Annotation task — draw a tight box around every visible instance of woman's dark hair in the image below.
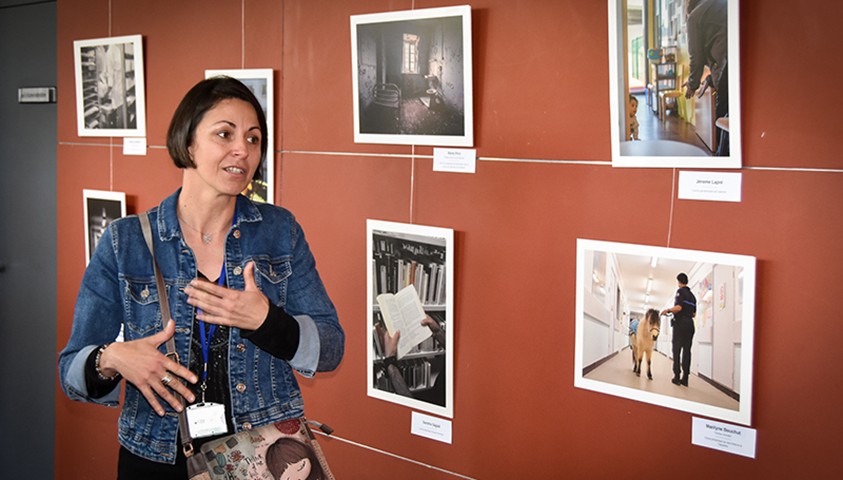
[166,76,268,180]
[266,437,323,480]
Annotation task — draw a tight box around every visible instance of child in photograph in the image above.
[628,95,640,140]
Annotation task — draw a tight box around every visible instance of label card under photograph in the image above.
[691,417,757,458]
[411,411,452,444]
[678,171,742,202]
[123,137,147,156]
[433,148,476,174]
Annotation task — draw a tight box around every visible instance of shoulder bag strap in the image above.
[138,212,196,457]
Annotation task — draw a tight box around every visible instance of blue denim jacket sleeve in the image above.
[282,217,344,375]
[58,225,125,406]
[289,315,319,376]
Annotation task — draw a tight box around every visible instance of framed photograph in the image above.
[83,189,127,265]
[74,34,146,137]
[205,68,275,203]
[367,220,454,418]
[351,5,473,147]
[608,0,741,168]
[574,239,755,425]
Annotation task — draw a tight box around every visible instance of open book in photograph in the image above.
[377,285,432,359]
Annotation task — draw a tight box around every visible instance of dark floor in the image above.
[633,93,711,155]
[360,97,464,136]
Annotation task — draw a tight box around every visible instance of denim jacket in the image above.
[58,189,344,463]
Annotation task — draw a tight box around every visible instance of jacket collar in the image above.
[156,188,263,241]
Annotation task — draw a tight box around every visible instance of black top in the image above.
[674,285,697,320]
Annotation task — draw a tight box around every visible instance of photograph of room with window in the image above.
[352,6,472,146]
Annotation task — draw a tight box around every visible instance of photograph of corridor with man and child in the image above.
[617,0,735,162]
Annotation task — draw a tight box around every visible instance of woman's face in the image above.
[185,98,262,197]
[278,458,312,480]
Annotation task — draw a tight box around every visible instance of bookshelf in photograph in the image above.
[372,232,447,306]
[372,310,446,394]
[78,44,136,130]
[371,231,446,395]
[366,219,454,418]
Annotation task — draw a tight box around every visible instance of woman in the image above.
[58,77,344,478]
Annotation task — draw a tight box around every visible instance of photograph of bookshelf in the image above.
[74,35,146,137]
[367,220,454,418]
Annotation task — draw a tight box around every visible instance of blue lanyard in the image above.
[196,210,236,383]
[197,263,226,382]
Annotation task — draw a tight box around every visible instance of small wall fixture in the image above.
[18,87,56,104]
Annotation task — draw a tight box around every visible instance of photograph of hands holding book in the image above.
[373,266,447,408]
[367,220,454,418]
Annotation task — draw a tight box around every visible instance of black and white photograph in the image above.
[205,68,275,203]
[608,0,741,168]
[367,220,454,418]
[351,5,473,147]
[83,189,126,264]
[574,239,755,426]
[74,34,146,137]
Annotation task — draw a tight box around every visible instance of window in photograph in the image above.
[402,33,420,73]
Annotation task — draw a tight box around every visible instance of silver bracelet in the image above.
[95,343,121,381]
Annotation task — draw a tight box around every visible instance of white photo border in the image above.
[366,219,455,419]
[205,68,275,204]
[74,34,146,137]
[608,0,741,168]
[574,238,755,425]
[351,5,474,147]
[83,189,127,265]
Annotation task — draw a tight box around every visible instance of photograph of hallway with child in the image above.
[609,0,739,168]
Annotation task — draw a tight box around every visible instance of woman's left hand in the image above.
[185,261,269,330]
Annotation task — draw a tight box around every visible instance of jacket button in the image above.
[233,230,241,239]
[235,382,247,393]
[233,266,243,276]
[242,422,252,430]
[236,343,246,353]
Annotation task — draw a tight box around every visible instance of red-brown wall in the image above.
[55,1,843,478]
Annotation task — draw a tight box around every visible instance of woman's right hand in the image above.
[98,320,197,416]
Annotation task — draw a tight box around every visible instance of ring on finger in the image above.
[161,373,173,386]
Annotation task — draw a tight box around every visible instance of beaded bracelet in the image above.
[95,343,122,381]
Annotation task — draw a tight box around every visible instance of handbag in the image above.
[139,212,335,480]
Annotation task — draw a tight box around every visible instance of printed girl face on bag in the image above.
[186,98,262,197]
[278,458,311,480]
[267,437,323,480]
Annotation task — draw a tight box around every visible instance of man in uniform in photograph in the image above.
[662,273,697,386]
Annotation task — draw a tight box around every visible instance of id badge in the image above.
[185,402,228,439]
